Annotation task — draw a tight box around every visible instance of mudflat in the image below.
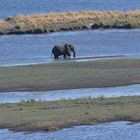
[0,58,140,92]
[0,96,140,132]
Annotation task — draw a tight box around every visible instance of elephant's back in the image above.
[52,45,64,54]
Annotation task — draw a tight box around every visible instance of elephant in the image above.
[51,44,76,59]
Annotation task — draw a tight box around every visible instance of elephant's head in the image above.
[64,44,76,58]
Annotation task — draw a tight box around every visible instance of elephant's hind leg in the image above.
[63,54,67,59]
[54,56,59,59]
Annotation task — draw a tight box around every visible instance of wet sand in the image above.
[0,58,140,92]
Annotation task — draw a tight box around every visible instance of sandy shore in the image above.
[0,58,140,92]
[0,96,140,132]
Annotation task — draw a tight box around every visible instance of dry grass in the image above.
[5,10,140,25]
[0,10,140,34]
[0,20,5,26]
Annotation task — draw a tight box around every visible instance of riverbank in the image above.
[0,96,140,132]
[0,10,140,35]
[0,58,140,92]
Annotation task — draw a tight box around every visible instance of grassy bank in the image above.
[0,96,140,132]
[0,10,140,35]
[0,58,140,92]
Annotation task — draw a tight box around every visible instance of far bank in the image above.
[0,10,140,35]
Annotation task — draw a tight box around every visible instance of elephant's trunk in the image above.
[73,51,76,58]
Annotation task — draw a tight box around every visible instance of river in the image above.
[0,0,140,19]
[0,122,140,140]
[0,29,140,66]
[0,84,139,104]
[0,0,140,139]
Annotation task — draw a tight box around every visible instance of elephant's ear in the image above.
[64,44,71,55]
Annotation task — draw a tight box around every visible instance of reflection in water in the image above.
[0,122,140,140]
[0,29,140,66]
[0,84,140,103]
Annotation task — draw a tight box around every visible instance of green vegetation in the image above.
[0,58,140,92]
[6,16,14,21]
[0,10,140,35]
[0,96,140,132]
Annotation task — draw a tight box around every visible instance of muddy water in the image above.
[0,29,140,66]
[0,122,140,140]
[0,84,140,104]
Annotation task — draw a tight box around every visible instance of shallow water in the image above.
[0,84,140,104]
[0,122,140,140]
[0,29,140,66]
[0,0,140,19]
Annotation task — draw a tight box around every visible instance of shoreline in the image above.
[0,10,140,35]
[0,83,140,93]
[0,58,140,92]
[0,96,140,132]
[0,55,126,67]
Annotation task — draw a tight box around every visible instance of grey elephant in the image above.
[51,44,76,59]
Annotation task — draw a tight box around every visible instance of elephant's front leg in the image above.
[63,54,67,59]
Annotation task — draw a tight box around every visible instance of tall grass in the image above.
[0,20,5,26]
[0,10,140,34]
[6,10,140,25]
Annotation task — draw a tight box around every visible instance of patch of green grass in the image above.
[0,58,140,91]
[0,96,140,132]
[6,16,14,21]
